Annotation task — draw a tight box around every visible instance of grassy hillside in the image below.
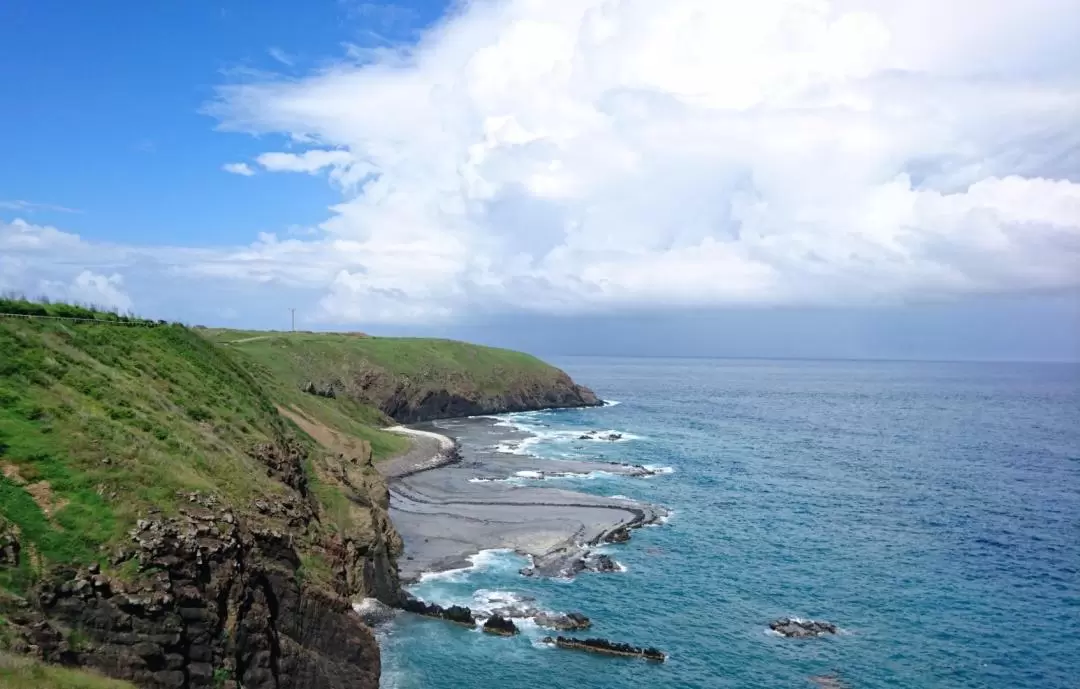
[204,329,597,422]
[0,653,137,689]
[0,300,402,597]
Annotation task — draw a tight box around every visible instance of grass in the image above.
[204,330,575,429]
[0,653,138,689]
[0,299,575,606]
[0,302,306,592]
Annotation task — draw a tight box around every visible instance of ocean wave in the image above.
[642,464,675,476]
[470,469,623,484]
[493,428,646,454]
[602,399,621,406]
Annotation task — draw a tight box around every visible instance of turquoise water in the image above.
[379,358,1080,689]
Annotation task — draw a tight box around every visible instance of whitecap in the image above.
[642,464,675,476]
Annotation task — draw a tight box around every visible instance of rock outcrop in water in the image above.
[541,636,666,662]
[399,597,476,626]
[603,526,632,544]
[481,615,518,636]
[769,618,838,638]
[533,612,591,631]
[586,554,621,573]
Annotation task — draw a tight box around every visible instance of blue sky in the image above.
[0,0,445,245]
[2,0,1078,360]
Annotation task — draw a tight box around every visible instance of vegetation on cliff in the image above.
[0,297,601,688]
[204,329,600,423]
[0,652,138,688]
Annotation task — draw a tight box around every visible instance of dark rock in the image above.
[533,611,592,631]
[398,596,475,626]
[0,522,20,567]
[769,618,838,638]
[586,554,620,573]
[603,527,631,544]
[5,501,390,689]
[482,615,518,636]
[542,636,666,662]
[442,605,475,626]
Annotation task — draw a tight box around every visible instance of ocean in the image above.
[378,358,1080,689]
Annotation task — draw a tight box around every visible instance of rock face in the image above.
[541,636,666,662]
[481,615,518,636]
[4,499,387,689]
[769,618,838,638]
[339,366,601,424]
[533,612,591,631]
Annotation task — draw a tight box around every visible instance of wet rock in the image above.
[603,526,631,544]
[533,612,592,631]
[482,615,518,636]
[586,554,620,573]
[354,598,396,626]
[542,636,665,662]
[769,618,838,638]
[399,596,476,626]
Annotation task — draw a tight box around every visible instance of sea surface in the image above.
[379,358,1080,689]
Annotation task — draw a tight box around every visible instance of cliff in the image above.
[0,302,601,688]
[203,331,601,423]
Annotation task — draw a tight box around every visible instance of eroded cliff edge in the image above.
[0,303,603,688]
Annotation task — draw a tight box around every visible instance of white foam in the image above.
[414,548,519,583]
[642,464,675,476]
[602,399,621,407]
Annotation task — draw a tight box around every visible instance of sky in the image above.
[1,0,1078,361]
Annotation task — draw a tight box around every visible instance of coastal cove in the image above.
[376,357,1080,689]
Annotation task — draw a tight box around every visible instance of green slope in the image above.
[0,299,401,598]
[204,329,598,422]
[0,653,138,689]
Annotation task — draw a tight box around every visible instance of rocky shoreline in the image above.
[381,417,667,583]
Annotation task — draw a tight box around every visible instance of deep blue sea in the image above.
[379,358,1080,689]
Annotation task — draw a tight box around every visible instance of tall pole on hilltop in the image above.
[290,308,296,332]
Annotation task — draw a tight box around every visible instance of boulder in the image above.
[482,615,518,636]
[769,618,838,638]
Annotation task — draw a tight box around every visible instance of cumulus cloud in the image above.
[222,162,256,176]
[41,272,135,312]
[255,149,353,174]
[8,1,1080,328]
[200,0,1080,323]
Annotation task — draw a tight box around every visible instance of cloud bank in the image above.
[5,0,1080,326]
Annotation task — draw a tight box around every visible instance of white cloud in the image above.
[200,0,1080,324]
[222,162,256,176]
[268,47,295,67]
[9,1,1080,327]
[255,149,353,174]
[0,199,81,214]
